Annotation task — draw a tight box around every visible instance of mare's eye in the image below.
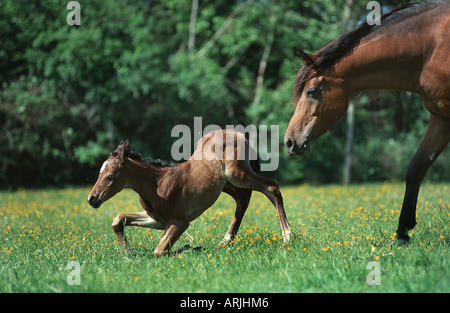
[107,175,115,181]
[306,88,318,99]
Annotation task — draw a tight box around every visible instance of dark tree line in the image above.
[1,0,448,188]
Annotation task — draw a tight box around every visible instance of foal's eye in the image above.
[107,175,115,181]
[306,88,318,98]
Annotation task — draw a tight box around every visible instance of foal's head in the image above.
[87,141,130,209]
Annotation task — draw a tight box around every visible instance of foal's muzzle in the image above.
[87,195,102,209]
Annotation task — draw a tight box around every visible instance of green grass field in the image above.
[0,182,448,293]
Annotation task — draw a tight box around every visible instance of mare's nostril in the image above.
[285,137,293,148]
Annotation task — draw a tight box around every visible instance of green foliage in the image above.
[1,0,449,187]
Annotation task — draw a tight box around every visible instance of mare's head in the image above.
[87,141,131,209]
[284,2,423,155]
[284,48,349,156]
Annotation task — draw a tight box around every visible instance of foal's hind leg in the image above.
[112,211,164,254]
[396,113,450,243]
[219,183,252,247]
[226,161,292,243]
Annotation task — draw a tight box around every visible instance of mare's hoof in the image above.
[397,233,411,245]
[397,237,410,245]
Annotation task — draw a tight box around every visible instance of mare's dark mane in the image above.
[293,0,446,103]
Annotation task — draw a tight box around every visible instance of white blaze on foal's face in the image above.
[100,160,112,173]
[87,158,124,208]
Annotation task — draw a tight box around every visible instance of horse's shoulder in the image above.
[156,166,183,200]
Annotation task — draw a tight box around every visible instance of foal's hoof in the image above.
[215,242,229,249]
[282,229,294,244]
[124,247,136,256]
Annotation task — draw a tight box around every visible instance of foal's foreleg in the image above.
[153,218,189,256]
[219,184,252,246]
[112,211,164,254]
[396,113,450,243]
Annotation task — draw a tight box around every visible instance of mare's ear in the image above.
[294,47,319,67]
[111,140,130,165]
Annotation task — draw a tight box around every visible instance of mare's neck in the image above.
[334,26,431,97]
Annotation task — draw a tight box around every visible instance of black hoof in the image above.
[397,232,411,245]
[175,245,203,254]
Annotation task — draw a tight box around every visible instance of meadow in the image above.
[0,182,448,293]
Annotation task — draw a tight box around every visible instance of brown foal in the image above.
[87,129,291,256]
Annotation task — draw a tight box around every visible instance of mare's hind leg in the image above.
[226,160,292,243]
[112,211,165,254]
[218,183,252,247]
[396,113,450,243]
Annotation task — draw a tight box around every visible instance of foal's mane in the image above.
[128,152,174,168]
[293,0,446,103]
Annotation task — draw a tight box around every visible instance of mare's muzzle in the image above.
[285,137,311,156]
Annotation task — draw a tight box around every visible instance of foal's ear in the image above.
[111,140,130,164]
[294,47,319,67]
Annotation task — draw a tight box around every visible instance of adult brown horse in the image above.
[285,1,449,243]
[87,129,291,256]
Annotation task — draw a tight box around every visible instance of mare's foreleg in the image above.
[112,211,164,254]
[219,183,252,247]
[397,113,450,243]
